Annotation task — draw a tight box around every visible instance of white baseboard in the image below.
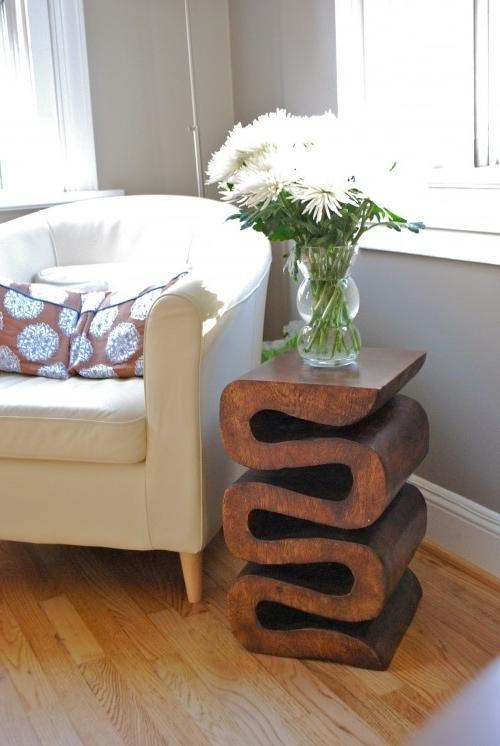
[409,475,500,578]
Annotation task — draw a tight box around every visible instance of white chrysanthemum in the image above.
[289,181,344,222]
[207,110,307,185]
[228,151,296,209]
[352,159,425,215]
[134,356,144,376]
[206,124,249,184]
[287,145,356,221]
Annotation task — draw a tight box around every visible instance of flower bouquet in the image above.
[208,110,423,367]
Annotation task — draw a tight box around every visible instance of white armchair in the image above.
[0,195,271,601]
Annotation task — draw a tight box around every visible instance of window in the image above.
[335,0,500,187]
[0,0,97,194]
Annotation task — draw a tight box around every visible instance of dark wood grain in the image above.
[220,347,428,669]
[223,395,429,528]
[223,483,426,621]
[221,379,429,480]
[227,569,423,670]
[220,349,426,448]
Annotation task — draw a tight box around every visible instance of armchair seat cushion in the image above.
[0,373,146,463]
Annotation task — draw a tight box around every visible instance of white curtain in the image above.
[0,0,97,193]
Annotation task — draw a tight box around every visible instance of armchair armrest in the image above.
[143,263,270,552]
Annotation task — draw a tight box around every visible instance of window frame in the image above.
[0,0,97,194]
[334,0,500,264]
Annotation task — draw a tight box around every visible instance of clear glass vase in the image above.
[295,244,361,367]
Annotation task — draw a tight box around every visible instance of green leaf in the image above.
[407,221,426,233]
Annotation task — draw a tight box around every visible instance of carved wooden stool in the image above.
[219,348,429,669]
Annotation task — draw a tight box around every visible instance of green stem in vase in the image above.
[298,243,361,364]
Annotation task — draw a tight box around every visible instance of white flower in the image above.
[228,150,296,209]
[289,181,344,222]
[207,110,306,185]
[208,109,419,226]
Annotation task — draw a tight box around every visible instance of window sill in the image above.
[359,225,500,267]
[0,189,125,213]
[358,183,500,266]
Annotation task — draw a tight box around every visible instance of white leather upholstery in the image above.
[0,195,271,553]
[0,374,146,463]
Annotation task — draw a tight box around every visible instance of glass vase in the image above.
[295,244,361,367]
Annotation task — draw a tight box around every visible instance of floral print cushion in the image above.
[69,273,186,379]
[0,280,81,379]
[0,273,186,380]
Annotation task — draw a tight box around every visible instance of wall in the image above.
[229,0,337,338]
[83,0,234,196]
[228,0,500,513]
[355,250,500,512]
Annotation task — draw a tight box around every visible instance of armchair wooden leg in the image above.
[179,551,203,603]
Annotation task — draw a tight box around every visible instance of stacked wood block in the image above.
[220,348,429,669]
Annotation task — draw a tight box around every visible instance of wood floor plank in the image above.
[152,650,257,745]
[202,570,384,745]
[79,657,168,746]
[42,595,105,666]
[150,605,307,746]
[33,544,211,746]
[0,534,498,746]
[41,548,246,746]
[0,546,127,746]
[0,602,83,746]
[40,548,257,744]
[28,703,84,746]
[0,666,43,746]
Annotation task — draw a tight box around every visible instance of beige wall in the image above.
[355,251,500,512]
[229,0,337,339]
[83,0,234,196]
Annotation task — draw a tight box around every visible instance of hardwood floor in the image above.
[0,533,498,746]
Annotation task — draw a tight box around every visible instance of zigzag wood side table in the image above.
[219,348,429,669]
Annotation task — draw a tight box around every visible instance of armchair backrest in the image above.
[0,196,269,282]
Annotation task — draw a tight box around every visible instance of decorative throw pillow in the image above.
[69,273,186,378]
[0,280,81,379]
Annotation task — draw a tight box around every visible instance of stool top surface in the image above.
[222,347,426,429]
[240,348,425,393]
